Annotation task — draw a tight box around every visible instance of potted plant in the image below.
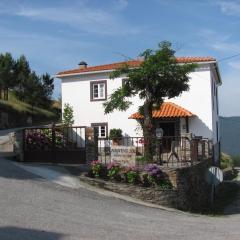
[109,128,122,145]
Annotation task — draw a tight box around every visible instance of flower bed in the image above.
[89,160,172,190]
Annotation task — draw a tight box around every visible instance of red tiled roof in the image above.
[129,102,195,119]
[56,57,215,76]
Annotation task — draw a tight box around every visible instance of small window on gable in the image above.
[90,81,107,101]
[91,122,108,138]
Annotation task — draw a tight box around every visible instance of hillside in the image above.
[220,116,240,156]
[0,92,60,128]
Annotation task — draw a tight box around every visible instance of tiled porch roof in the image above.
[129,102,195,119]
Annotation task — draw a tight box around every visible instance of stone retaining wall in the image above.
[82,159,212,211]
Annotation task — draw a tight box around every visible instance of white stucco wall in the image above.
[61,72,143,137]
[60,63,220,141]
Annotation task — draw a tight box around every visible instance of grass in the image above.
[0,93,55,118]
[0,92,59,127]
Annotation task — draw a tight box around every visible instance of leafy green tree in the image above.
[103,41,197,161]
[0,53,16,100]
[62,103,74,126]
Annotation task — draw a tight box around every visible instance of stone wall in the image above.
[82,159,212,212]
[162,159,212,211]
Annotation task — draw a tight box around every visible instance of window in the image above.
[122,78,128,86]
[90,81,107,101]
[91,122,108,138]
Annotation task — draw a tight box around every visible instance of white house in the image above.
[56,57,222,162]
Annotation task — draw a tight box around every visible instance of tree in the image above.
[103,41,197,161]
[0,53,16,100]
[15,55,31,101]
[41,73,54,101]
[62,103,74,126]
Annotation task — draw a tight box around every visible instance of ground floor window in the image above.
[91,122,108,138]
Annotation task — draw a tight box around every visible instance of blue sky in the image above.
[0,0,240,116]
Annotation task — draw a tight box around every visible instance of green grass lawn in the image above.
[0,92,60,127]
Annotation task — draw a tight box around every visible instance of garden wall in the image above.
[83,159,212,212]
[163,159,212,211]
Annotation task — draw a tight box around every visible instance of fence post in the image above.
[94,127,98,161]
[190,138,197,165]
[52,123,56,163]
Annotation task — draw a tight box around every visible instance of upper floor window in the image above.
[90,80,107,101]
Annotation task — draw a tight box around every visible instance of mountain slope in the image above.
[220,116,240,156]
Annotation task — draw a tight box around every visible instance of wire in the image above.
[218,53,240,63]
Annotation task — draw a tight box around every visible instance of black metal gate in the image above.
[23,126,86,164]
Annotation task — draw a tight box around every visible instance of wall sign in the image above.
[111,146,136,166]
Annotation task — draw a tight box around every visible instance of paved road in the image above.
[0,158,239,240]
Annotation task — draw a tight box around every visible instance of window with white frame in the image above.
[90,81,107,101]
[91,123,108,138]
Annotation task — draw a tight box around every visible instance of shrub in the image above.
[62,103,74,127]
[107,161,121,180]
[233,155,240,167]
[123,166,139,184]
[109,128,122,139]
[90,160,106,178]
[144,164,164,186]
[220,152,233,169]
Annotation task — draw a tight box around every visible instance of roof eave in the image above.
[55,61,217,79]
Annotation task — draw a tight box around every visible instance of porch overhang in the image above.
[128,102,195,119]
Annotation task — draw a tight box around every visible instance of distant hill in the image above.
[220,116,240,156]
[0,92,60,129]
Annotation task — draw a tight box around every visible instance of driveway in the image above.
[0,157,239,240]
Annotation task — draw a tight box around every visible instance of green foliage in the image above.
[233,155,240,167]
[62,103,74,126]
[0,52,54,108]
[0,91,56,118]
[220,152,233,169]
[109,128,123,139]
[104,41,197,115]
[125,169,139,184]
[103,41,197,160]
[107,162,121,180]
[90,161,106,178]
[156,180,173,190]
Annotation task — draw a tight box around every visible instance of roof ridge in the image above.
[57,56,216,76]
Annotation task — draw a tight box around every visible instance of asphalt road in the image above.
[0,158,239,240]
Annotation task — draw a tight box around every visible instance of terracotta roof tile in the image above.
[129,102,195,119]
[56,57,215,76]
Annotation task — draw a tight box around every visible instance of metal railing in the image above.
[23,125,86,163]
[97,136,212,167]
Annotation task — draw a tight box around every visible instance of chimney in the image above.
[78,61,88,69]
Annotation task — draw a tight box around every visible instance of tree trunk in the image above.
[0,88,2,99]
[143,100,154,162]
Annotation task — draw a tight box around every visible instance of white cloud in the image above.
[216,0,240,16]
[197,29,240,53]
[0,1,139,36]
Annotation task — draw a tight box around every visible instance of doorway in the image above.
[159,122,176,136]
